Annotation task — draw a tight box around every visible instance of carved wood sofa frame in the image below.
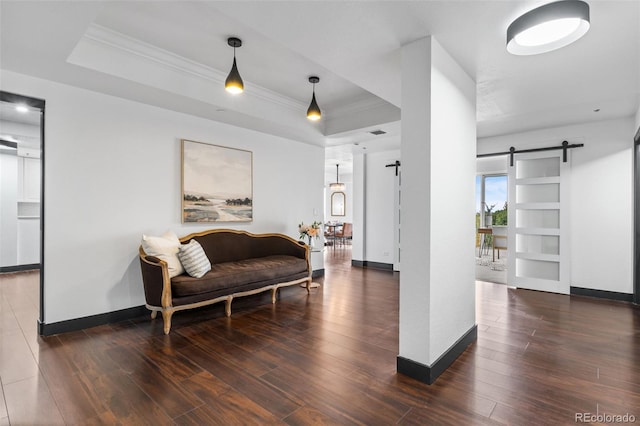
[139,229,312,334]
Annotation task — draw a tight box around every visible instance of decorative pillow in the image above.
[141,231,185,278]
[178,239,211,278]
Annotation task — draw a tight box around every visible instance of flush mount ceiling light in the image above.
[329,164,345,191]
[306,76,322,121]
[507,0,590,55]
[225,37,244,94]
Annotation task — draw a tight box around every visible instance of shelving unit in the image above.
[15,154,41,265]
[17,200,40,219]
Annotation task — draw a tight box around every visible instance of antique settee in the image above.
[139,229,312,334]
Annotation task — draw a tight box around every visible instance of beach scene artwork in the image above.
[182,140,253,223]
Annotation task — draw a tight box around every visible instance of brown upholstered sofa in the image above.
[139,229,312,334]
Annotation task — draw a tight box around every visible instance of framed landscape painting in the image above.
[181,139,253,223]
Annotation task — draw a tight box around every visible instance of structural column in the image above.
[351,152,366,263]
[398,36,477,383]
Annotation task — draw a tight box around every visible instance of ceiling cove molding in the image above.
[324,96,396,120]
[0,133,39,145]
[81,24,307,112]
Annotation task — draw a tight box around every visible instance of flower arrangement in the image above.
[299,221,322,245]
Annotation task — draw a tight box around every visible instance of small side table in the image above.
[301,247,323,288]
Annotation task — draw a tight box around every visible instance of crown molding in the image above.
[75,24,395,139]
[81,24,307,112]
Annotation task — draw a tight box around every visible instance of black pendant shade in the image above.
[225,37,244,94]
[307,76,321,121]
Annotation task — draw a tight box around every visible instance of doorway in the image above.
[475,173,508,284]
[0,91,45,330]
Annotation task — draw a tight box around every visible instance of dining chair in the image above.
[324,223,336,247]
[335,222,352,247]
[492,226,507,260]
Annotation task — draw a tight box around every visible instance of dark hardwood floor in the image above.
[1,248,639,425]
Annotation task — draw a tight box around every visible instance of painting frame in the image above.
[181,139,253,223]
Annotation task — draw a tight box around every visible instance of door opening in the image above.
[475,173,508,284]
[0,91,46,331]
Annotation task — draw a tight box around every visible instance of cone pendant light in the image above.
[225,37,244,94]
[307,76,321,121]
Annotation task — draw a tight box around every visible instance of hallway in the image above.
[0,256,639,424]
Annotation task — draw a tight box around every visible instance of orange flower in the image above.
[298,221,322,241]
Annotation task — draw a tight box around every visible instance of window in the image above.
[476,174,507,227]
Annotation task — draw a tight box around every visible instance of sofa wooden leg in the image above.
[271,288,277,304]
[306,279,312,294]
[150,310,158,319]
[161,310,173,335]
[225,296,233,317]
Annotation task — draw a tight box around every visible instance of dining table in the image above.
[324,222,343,248]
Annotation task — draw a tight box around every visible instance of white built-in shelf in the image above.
[515,202,560,210]
[514,275,562,288]
[17,202,40,218]
[17,216,40,219]
[515,227,560,236]
[516,176,560,185]
[515,252,559,262]
[17,200,40,203]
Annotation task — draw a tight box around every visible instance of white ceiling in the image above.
[1,0,638,174]
[0,101,41,151]
[0,101,40,126]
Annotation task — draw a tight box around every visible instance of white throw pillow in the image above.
[141,231,185,278]
[178,240,211,278]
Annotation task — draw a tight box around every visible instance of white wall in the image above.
[635,105,640,131]
[364,150,399,264]
[0,153,18,267]
[324,182,353,223]
[478,117,634,294]
[427,39,477,362]
[400,37,433,365]
[476,156,508,176]
[2,70,324,324]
